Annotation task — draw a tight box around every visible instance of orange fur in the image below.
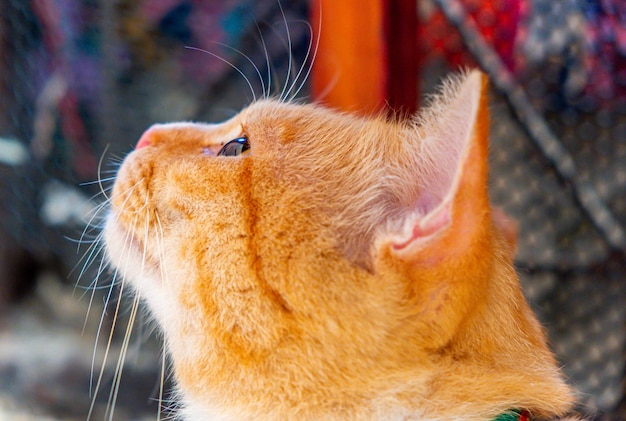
[105,71,575,420]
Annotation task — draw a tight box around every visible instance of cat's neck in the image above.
[171,241,572,421]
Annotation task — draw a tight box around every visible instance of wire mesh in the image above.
[419,0,625,415]
[0,0,624,419]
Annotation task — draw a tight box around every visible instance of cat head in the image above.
[104,70,574,419]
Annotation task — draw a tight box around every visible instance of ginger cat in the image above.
[104,70,576,420]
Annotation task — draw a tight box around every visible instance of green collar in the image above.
[493,409,530,421]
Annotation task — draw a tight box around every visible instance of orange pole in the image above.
[311,0,388,115]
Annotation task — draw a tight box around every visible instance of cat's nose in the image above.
[135,130,153,150]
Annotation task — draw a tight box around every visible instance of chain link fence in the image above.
[0,0,624,419]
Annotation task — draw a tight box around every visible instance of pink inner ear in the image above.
[388,71,483,254]
[393,202,451,250]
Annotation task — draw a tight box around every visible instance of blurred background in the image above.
[0,0,624,419]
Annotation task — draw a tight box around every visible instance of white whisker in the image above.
[75,235,107,299]
[106,292,140,421]
[75,279,121,292]
[284,19,313,101]
[154,208,169,420]
[277,0,293,102]
[86,268,123,420]
[75,198,111,253]
[80,177,118,186]
[291,11,320,101]
[106,191,151,420]
[210,40,266,103]
[66,234,101,245]
[96,145,112,202]
[87,214,138,420]
[72,230,104,280]
[185,46,257,103]
[157,338,167,421]
[81,248,111,333]
[253,20,273,99]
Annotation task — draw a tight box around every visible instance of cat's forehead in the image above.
[241,99,321,121]
[239,99,389,148]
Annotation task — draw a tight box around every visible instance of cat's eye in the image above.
[217,137,250,157]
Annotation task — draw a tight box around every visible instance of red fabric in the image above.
[417,0,522,71]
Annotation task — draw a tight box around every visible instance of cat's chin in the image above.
[180,401,234,421]
[103,212,177,326]
[104,212,161,287]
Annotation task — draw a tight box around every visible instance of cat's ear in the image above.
[381,70,491,264]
